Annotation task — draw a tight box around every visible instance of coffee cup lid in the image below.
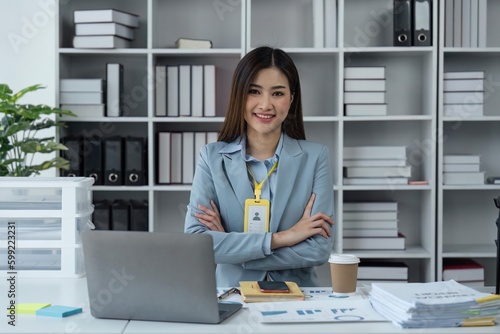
[329,253,360,264]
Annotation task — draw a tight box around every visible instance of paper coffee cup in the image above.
[329,254,360,293]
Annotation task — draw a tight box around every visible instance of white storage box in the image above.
[0,177,94,278]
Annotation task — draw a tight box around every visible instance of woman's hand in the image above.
[271,193,334,250]
[194,200,225,232]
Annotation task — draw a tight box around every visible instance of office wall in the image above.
[0,0,57,176]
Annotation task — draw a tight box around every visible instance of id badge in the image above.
[244,198,270,233]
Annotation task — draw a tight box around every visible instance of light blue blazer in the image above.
[184,134,335,287]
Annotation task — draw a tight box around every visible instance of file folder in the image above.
[92,200,111,230]
[125,136,146,185]
[393,0,412,46]
[111,199,130,231]
[130,199,148,231]
[104,136,124,185]
[412,0,432,46]
[61,136,82,177]
[83,136,103,185]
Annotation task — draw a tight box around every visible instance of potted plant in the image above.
[0,83,76,176]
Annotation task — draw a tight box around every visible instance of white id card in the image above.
[244,199,270,233]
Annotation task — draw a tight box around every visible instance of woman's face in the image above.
[244,67,293,139]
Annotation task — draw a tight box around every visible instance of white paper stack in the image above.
[59,79,105,117]
[369,280,500,328]
[443,71,485,118]
[343,146,410,185]
[344,67,387,116]
[443,155,484,185]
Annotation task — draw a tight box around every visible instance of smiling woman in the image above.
[184,46,336,288]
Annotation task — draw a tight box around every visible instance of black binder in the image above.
[130,199,148,231]
[393,0,412,46]
[83,136,103,185]
[125,137,147,185]
[412,0,432,46]
[111,199,130,231]
[104,136,124,185]
[92,200,111,230]
[61,136,82,177]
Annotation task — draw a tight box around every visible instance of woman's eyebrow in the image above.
[249,83,288,90]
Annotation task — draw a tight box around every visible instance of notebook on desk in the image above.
[81,230,242,324]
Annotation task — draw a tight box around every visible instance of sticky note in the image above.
[10,303,51,315]
[35,305,82,317]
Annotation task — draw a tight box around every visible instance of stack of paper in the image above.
[369,280,500,328]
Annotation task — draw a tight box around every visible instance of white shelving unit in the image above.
[56,0,449,285]
[437,0,500,287]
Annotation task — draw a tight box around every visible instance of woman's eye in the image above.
[248,89,260,95]
[273,91,285,96]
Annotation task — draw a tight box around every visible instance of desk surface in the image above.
[1,277,498,334]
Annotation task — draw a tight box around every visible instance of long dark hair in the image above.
[218,46,306,142]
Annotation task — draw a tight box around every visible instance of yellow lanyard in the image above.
[246,161,278,201]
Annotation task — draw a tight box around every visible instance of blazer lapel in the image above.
[270,137,303,232]
[222,153,253,210]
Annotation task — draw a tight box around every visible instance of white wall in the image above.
[0,0,58,176]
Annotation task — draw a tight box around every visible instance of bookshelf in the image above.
[54,0,463,286]
[437,0,500,287]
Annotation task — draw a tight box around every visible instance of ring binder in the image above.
[413,0,432,46]
[393,0,412,46]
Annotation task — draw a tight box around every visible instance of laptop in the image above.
[81,230,242,324]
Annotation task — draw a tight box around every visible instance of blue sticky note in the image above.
[35,305,82,317]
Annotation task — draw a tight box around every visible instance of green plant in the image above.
[0,83,76,176]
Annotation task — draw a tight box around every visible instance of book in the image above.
[73,35,131,48]
[73,9,140,28]
[167,66,179,117]
[344,146,407,160]
[343,177,408,185]
[443,155,481,164]
[203,65,216,117]
[75,22,135,40]
[443,79,484,92]
[443,163,480,172]
[157,132,170,184]
[343,202,398,211]
[182,132,195,184]
[344,92,385,104]
[443,91,484,104]
[344,166,412,178]
[60,104,105,118]
[343,220,399,230]
[175,37,213,49]
[190,65,203,117]
[358,261,409,280]
[443,104,483,117]
[343,228,399,237]
[443,71,485,79]
[239,281,304,303]
[59,78,104,92]
[59,92,103,104]
[442,259,485,282]
[170,132,182,183]
[344,79,386,92]
[343,233,406,250]
[343,159,406,167]
[155,66,167,116]
[178,65,191,116]
[106,63,124,117]
[443,172,485,185]
[344,67,385,79]
[344,104,387,116]
[343,211,398,221]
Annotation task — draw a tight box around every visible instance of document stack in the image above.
[155,65,216,117]
[59,78,105,118]
[343,146,410,185]
[72,9,140,48]
[343,66,387,116]
[369,280,500,328]
[444,0,488,48]
[443,259,485,288]
[0,177,94,278]
[443,154,484,185]
[443,71,485,118]
[343,201,405,250]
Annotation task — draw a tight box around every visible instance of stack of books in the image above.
[343,146,410,185]
[443,71,485,117]
[357,261,409,285]
[442,258,485,288]
[157,131,218,185]
[343,66,387,116]
[443,154,484,185]
[59,79,105,117]
[369,280,500,328]
[154,65,216,117]
[444,0,487,48]
[343,201,405,250]
[73,9,140,48]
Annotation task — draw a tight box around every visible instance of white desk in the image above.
[1,277,498,334]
